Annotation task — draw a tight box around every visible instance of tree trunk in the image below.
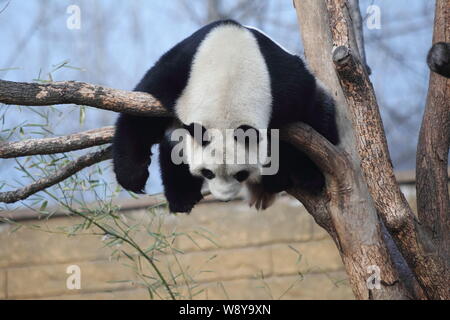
[293,0,449,299]
[416,0,450,265]
[289,0,415,299]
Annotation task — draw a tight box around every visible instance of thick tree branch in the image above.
[294,0,419,300]
[0,80,170,116]
[0,122,345,210]
[281,123,350,180]
[281,122,350,235]
[0,126,114,158]
[332,45,412,230]
[0,146,112,203]
[326,0,449,299]
[284,123,411,299]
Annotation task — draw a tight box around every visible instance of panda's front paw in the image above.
[115,164,149,194]
[168,202,195,214]
[168,192,203,214]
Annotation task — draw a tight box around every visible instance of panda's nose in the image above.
[216,193,235,201]
[214,189,239,201]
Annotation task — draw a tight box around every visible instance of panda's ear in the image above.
[183,122,210,147]
[233,125,262,147]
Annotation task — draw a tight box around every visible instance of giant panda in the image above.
[113,20,339,213]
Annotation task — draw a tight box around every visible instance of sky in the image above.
[0,0,436,210]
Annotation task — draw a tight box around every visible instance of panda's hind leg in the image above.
[262,141,325,195]
[246,182,277,211]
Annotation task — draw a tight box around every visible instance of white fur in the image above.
[185,128,264,201]
[243,25,294,55]
[174,24,273,202]
[175,24,272,129]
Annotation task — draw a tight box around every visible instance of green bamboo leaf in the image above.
[79,106,86,125]
[39,200,48,212]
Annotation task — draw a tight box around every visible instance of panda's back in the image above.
[137,19,318,131]
[175,22,272,130]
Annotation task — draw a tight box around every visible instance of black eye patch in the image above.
[234,170,249,182]
[201,168,215,180]
[233,125,262,148]
[183,122,210,147]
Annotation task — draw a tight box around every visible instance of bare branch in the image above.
[0,0,11,15]
[0,146,112,203]
[0,80,170,116]
[0,126,114,158]
[347,0,371,74]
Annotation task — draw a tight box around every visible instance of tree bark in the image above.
[0,80,168,116]
[0,126,113,158]
[294,0,449,299]
[416,0,450,266]
[284,123,414,299]
[292,0,422,300]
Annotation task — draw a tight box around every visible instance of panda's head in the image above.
[183,122,266,201]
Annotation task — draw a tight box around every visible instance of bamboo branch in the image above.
[0,146,112,203]
[0,126,114,158]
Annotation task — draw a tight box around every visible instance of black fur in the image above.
[248,27,338,194]
[159,137,204,213]
[112,20,339,212]
[427,42,450,78]
[113,115,171,193]
[184,122,210,147]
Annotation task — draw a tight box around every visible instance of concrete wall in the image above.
[0,195,355,300]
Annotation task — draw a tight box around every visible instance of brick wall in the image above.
[0,194,357,300]
[0,165,443,300]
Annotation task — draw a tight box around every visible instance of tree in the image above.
[0,0,448,299]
